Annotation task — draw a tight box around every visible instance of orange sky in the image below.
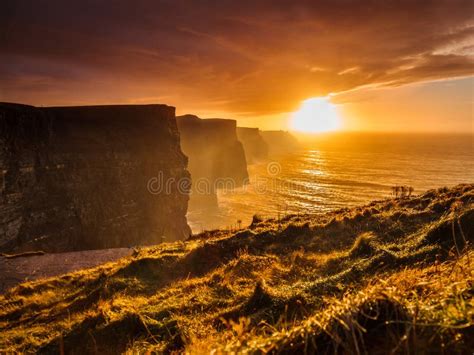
[238,76,474,133]
[1,0,473,132]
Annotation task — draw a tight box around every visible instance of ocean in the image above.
[187,133,473,233]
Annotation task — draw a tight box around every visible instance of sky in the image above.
[1,0,473,132]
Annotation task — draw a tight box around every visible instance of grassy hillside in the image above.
[1,184,473,354]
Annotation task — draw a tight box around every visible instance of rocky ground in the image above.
[0,248,132,294]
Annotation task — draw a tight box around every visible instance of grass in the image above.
[0,184,473,354]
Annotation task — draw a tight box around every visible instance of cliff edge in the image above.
[237,127,269,163]
[0,103,190,252]
[261,130,301,156]
[177,115,248,208]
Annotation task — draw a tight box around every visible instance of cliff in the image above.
[0,103,190,252]
[260,130,301,156]
[177,115,248,207]
[236,127,269,163]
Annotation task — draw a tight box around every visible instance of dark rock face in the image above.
[236,127,268,164]
[260,130,301,156]
[177,115,248,208]
[0,103,190,252]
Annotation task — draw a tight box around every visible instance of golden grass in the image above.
[210,251,473,354]
[0,184,473,354]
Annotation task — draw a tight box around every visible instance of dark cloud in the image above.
[1,0,473,113]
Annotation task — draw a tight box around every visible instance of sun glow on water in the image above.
[291,97,341,133]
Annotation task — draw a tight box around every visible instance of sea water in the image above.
[187,133,473,232]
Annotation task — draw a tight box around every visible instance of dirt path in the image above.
[0,248,132,294]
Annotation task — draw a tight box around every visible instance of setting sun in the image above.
[291,97,341,133]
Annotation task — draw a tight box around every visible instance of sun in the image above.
[291,97,341,133]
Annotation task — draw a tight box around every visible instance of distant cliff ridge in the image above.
[237,127,269,164]
[260,130,301,156]
[177,115,248,203]
[0,103,190,252]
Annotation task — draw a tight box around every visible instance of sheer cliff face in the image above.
[0,103,190,252]
[177,115,248,189]
[236,127,269,164]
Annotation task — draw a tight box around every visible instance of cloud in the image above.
[1,0,473,114]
